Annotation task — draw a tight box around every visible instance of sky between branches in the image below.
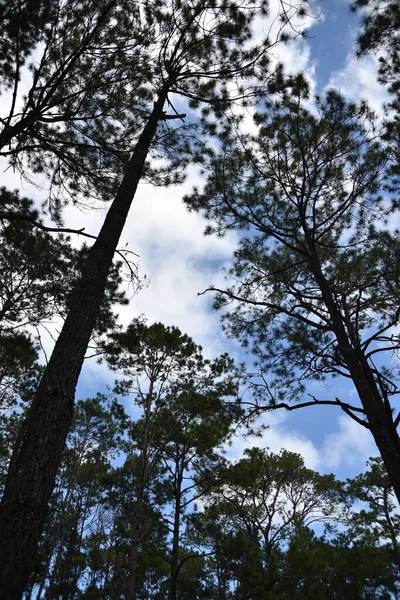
[0,0,391,481]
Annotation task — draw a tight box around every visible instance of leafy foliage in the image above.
[351,0,400,175]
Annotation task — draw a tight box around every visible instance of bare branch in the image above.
[267,394,370,429]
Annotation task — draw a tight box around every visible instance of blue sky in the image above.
[0,0,390,484]
[307,0,361,88]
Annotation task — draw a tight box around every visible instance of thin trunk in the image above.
[103,536,113,598]
[308,250,400,505]
[216,563,227,600]
[41,492,76,599]
[48,507,84,600]
[45,489,85,600]
[170,460,183,600]
[68,500,89,598]
[125,382,155,600]
[0,81,172,600]
[109,544,122,600]
[34,532,59,599]
[35,578,47,600]
[125,491,144,600]
[87,568,97,596]
[45,538,65,599]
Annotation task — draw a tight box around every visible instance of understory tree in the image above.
[184,84,400,502]
[0,1,309,595]
[103,319,242,600]
[18,393,399,599]
[25,395,129,599]
[185,448,399,599]
[345,457,400,567]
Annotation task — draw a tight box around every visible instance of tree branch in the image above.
[268,394,370,428]
[198,286,331,332]
[0,211,95,240]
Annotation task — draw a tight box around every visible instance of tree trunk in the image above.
[125,386,154,600]
[346,349,400,506]
[125,493,144,600]
[0,81,172,600]
[170,461,183,600]
[309,250,400,505]
[216,563,227,600]
[68,500,89,598]
[103,538,113,598]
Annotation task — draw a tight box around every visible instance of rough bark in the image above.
[0,82,171,600]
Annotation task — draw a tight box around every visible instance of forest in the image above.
[0,0,400,598]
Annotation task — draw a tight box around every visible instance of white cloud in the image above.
[261,426,321,469]
[326,54,389,112]
[84,167,239,358]
[223,407,378,478]
[224,410,321,470]
[321,415,376,470]
[260,2,319,89]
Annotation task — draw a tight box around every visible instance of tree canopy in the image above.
[184,84,400,502]
[1,1,400,598]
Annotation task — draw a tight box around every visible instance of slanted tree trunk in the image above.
[0,81,172,600]
[346,349,400,506]
[308,249,400,505]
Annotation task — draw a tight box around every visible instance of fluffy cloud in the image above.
[223,408,377,479]
[62,166,240,359]
[326,53,389,111]
[224,410,321,470]
[320,415,376,471]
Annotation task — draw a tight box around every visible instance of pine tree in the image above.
[187,448,344,598]
[184,84,400,504]
[103,319,241,600]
